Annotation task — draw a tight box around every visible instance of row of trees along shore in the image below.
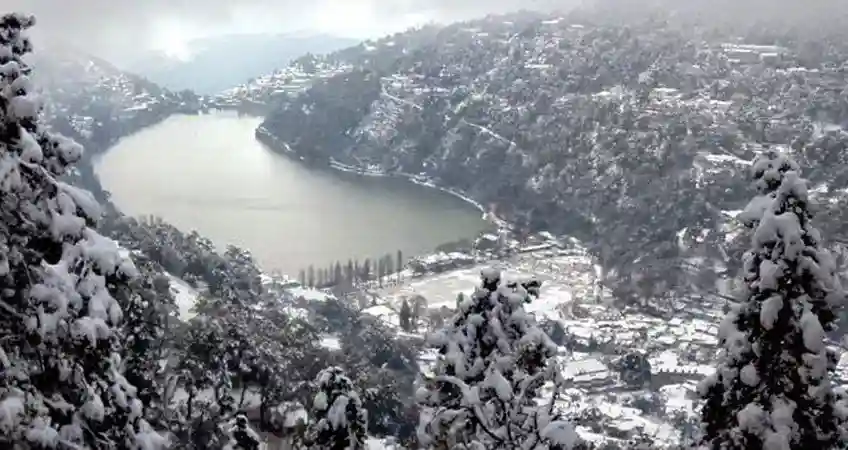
[298,250,404,289]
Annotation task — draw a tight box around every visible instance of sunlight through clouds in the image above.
[0,0,569,63]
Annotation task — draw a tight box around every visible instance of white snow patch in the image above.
[286,286,333,302]
[319,334,342,351]
[0,396,24,433]
[800,308,825,352]
[760,295,783,330]
[168,274,199,321]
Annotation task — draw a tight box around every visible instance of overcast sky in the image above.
[1,0,570,64]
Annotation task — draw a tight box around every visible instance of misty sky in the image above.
[1,0,568,64]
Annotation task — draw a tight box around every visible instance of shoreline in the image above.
[92,112,514,294]
[255,125,511,231]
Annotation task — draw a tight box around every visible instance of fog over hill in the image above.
[3,0,577,66]
[124,33,360,94]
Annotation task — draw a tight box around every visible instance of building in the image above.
[563,357,615,391]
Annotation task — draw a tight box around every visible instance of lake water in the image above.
[95,112,489,276]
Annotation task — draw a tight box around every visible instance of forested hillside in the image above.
[255,7,848,310]
[28,43,204,199]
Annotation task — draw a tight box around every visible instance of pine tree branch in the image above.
[433,375,505,445]
[494,397,514,444]
[703,290,737,303]
[0,298,24,320]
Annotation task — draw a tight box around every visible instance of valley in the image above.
[4,3,848,450]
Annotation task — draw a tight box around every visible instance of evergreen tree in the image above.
[383,256,390,284]
[223,414,261,450]
[299,268,307,287]
[614,352,651,388]
[362,258,371,282]
[456,292,466,310]
[354,260,361,284]
[385,253,394,279]
[334,262,343,286]
[173,288,323,447]
[346,260,355,287]
[416,269,579,449]
[397,250,404,281]
[0,14,166,449]
[306,366,368,450]
[399,299,412,332]
[699,150,848,450]
[308,265,316,288]
[172,316,236,448]
[410,295,428,330]
[119,255,177,428]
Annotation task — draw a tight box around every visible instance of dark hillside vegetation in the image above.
[257,6,848,311]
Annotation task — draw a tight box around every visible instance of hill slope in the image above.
[252,11,848,306]
[30,44,205,198]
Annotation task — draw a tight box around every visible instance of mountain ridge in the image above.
[125,32,360,95]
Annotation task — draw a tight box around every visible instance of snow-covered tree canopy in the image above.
[417,268,580,450]
[223,413,261,450]
[0,13,165,449]
[306,366,367,450]
[699,149,848,450]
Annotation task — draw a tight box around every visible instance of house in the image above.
[563,357,615,391]
[650,366,713,390]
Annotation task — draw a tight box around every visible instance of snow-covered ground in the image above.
[348,247,721,446]
[216,62,352,107]
[319,334,342,351]
[167,274,200,321]
[175,238,848,447]
[375,253,595,319]
[284,286,333,302]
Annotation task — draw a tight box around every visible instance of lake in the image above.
[95,112,489,276]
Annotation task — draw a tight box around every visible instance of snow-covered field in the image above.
[377,253,594,312]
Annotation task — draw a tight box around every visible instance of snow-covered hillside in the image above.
[214,60,352,110]
[249,11,848,334]
[31,46,201,141]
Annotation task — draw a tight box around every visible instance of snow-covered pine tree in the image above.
[118,254,177,429]
[223,414,261,450]
[305,366,367,450]
[0,13,166,450]
[698,149,848,450]
[399,299,412,332]
[416,268,580,450]
[171,316,237,448]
